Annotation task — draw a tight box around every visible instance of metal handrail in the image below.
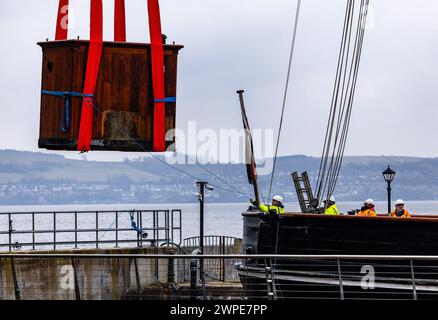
[0,209,182,251]
[1,253,437,300]
[3,254,438,259]
[182,236,241,282]
[0,209,158,215]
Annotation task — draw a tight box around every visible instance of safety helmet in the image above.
[395,199,405,206]
[364,199,375,206]
[323,196,336,203]
[273,195,283,204]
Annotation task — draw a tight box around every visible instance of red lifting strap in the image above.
[77,0,103,152]
[114,0,126,42]
[148,0,167,152]
[55,0,69,40]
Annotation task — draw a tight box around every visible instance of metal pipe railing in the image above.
[0,209,182,251]
[1,254,437,301]
[1,254,438,259]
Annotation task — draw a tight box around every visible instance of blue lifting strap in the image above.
[129,210,145,236]
[154,97,176,103]
[41,90,94,133]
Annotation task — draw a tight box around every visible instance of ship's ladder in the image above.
[292,171,318,213]
[264,259,277,300]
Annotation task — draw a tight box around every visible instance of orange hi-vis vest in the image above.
[390,210,411,218]
[358,208,377,217]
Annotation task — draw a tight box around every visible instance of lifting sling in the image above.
[114,0,126,42]
[55,0,69,40]
[53,0,169,152]
[77,0,103,152]
[148,0,167,152]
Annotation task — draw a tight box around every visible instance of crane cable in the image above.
[315,0,370,206]
[267,0,302,202]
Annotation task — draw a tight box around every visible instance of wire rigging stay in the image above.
[267,0,302,203]
[315,0,370,208]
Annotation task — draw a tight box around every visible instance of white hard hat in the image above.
[324,196,336,202]
[364,199,375,206]
[273,195,283,203]
[395,199,405,205]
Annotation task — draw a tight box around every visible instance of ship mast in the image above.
[237,90,260,205]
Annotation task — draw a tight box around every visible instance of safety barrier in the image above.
[181,236,242,282]
[0,209,182,252]
[0,254,437,300]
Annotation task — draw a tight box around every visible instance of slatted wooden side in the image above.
[38,40,183,152]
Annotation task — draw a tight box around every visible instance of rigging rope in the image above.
[87,100,252,199]
[267,0,302,202]
[149,152,252,198]
[315,0,370,207]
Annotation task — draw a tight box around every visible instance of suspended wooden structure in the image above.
[38,0,183,152]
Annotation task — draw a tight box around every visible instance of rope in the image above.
[267,0,302,202]
[316,0,355,202]
[315,0,354,201]
[327,0,368,198]
[87,101,251,199]
[148,152,251,198]
[325,0,369,200]
[98,210,147,241]
[129,210,147,237]
[315,0,370,207]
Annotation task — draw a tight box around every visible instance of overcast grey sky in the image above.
[1,0,438,162]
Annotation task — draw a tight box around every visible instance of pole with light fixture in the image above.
[382,166,396,214]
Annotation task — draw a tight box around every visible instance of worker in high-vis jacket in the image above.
[390,199,411,218]
[357,199,377,217]
[323,196,339,215]
[251,195,285,215]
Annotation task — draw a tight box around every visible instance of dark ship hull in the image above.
[237,212,438,300]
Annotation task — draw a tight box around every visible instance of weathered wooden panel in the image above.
[38,40,183,152]
[242,213,438,255]
[241,213,438,299]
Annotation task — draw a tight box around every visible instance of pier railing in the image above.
[0,209,182,251]
[0,254,438,300]
[181,236,242,282]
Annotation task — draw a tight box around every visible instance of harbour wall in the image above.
[0,242,243,300]
[0,247,176,300]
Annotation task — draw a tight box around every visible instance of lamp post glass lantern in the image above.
[382,166,396,214]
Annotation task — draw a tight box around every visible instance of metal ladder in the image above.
[292,171,317,213]
[264,259,277,300]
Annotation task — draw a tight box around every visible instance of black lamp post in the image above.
[382,166,396,214]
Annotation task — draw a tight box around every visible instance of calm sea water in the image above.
[0,201,437,245]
